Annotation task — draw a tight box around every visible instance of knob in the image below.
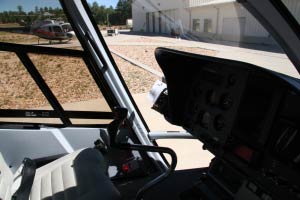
[193,87,202,98]
[228,74,237,86]
[198,111,211,129]
[220,94,233,110]
[206,89,218,105]
[214,115,225,130]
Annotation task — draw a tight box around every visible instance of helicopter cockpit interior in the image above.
[0,0,300,200]
[150,47,300,200]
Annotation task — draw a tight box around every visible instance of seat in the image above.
[0,152,13,200]
[0,148,121,200]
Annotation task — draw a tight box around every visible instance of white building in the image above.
[132,0,300,45]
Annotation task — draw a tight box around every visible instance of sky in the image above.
[0,0,119,12]
[87,0,118,8]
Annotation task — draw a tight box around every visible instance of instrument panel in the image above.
[183,66,247,146]
[155,47,300,200]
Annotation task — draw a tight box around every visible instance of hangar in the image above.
[132,0,300,45]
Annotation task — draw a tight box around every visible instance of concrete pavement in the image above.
[105,33,299,78]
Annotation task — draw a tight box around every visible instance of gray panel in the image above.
[61,128,101,149]
[0,129,66,172]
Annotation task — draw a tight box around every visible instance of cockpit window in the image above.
[86,0,299,132]
[52,25,62,33]
[0,52,52,110]
[0,0,114,126]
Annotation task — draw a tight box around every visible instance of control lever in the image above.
[107,107,177,200]
[107,107,128,147]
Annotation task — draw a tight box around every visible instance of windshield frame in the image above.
[0,42,115,127]
[59,0,151,132]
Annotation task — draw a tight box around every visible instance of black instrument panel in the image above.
[183,66,247,146]
[155,47,300,200]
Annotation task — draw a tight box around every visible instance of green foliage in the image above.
[0,0,132,26]
[0,6,67,25]
[89,0,132,25]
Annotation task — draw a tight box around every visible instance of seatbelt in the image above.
[12,158,36,200]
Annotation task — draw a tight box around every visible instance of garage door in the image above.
[222,17,246,42]
[155,12,160,33]
[149,12,154,33]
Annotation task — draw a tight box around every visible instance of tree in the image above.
[0,6,67,24]
[35,6,39,14]
[17,5,23,14]
[116,0,132,24]
[86,0,133,25]
[44,7,49,12]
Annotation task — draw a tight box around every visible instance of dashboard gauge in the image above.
[199,111,211,129]
[206,90,218,105]
[214,115,226,131]
[220,94,233,110]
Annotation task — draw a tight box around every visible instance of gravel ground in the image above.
[0,52,158,109]
[0,53,103,109]
[0,33,217,109]
[112,54,158,94]
[109,45,217,72]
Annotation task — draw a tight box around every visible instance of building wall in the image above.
[132,0,189,34]
[132,0,284,45]
[189,2,274,44]
[282,0,300,22]
[132,0,147,31]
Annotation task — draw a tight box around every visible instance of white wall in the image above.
[132,0,189,33]
[190,2,271,43]
[132,0,147,31]
[282,0,300,22]
[191,6,218,34]
[132,0,277,45]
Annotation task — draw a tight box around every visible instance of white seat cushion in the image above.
[1,148,120,200]
[29,148,120,200]
[0,152,13,200]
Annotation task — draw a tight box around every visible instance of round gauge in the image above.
[228,74,237,86]
[220,94,233,110]
[206,90,218,105]
[214,114,225,131]
[193,86,202,98]
[198,111,211,129]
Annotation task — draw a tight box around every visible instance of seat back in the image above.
[0,152,13,200]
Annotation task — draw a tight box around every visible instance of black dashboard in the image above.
[155,47,300,200]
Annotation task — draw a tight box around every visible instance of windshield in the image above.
[84,0,299,131]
